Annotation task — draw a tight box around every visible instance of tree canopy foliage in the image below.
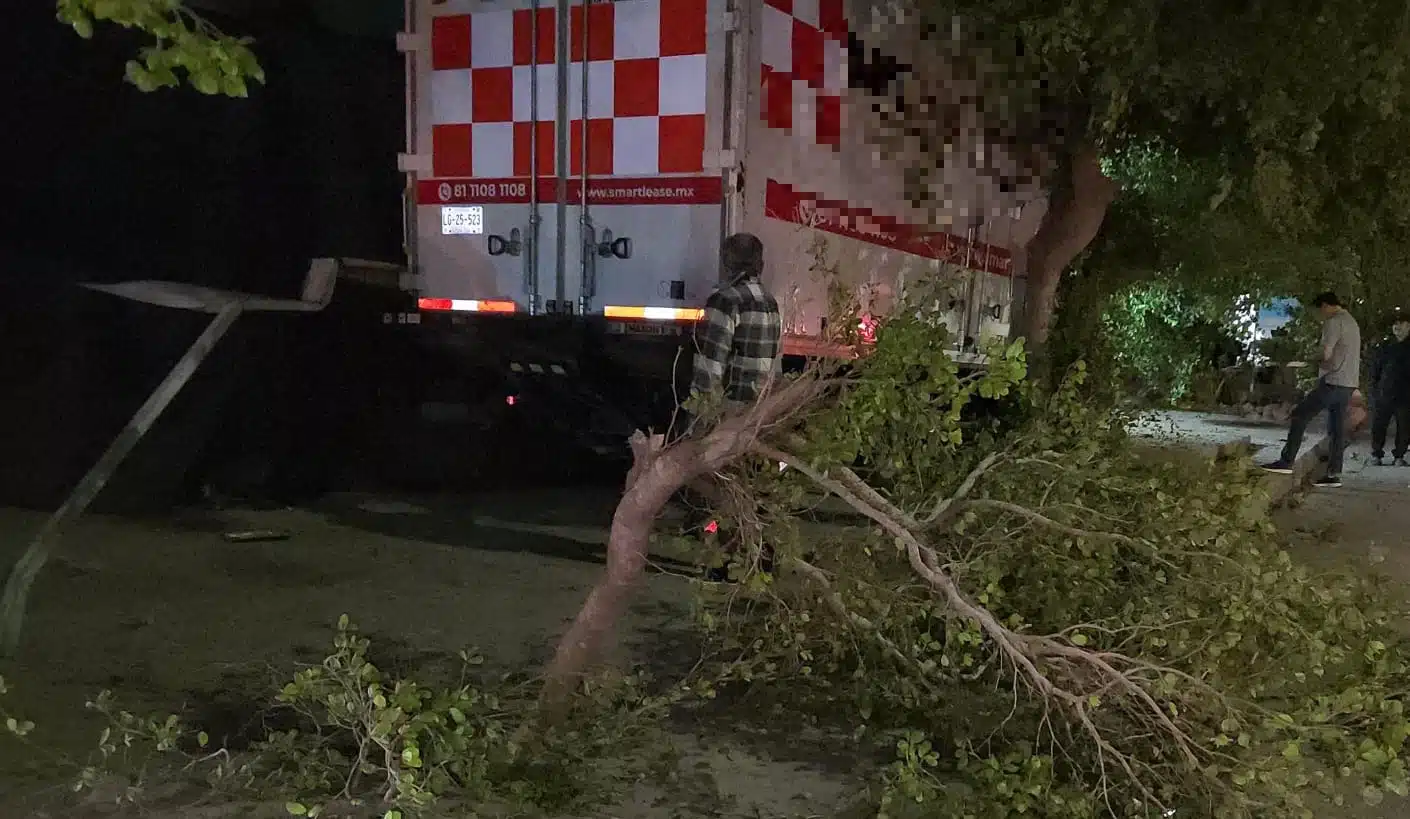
[907,0,1410,347]
[952,0,1410,223]
[55,0,264,96]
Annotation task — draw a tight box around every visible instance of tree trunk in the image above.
[1019,145,1119,354]
[538,377,825,715]
[539,433,686,711]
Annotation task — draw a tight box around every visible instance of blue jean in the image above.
[1281,379,1354,474]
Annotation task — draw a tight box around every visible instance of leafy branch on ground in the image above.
[0,677,36,740]
[666,302,1410,818]
[4,617,683,818]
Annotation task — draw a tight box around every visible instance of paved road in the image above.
[1283,438,1410,583]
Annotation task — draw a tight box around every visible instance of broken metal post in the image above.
[0,302,245,655]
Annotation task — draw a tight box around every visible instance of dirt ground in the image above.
[0,438,1408,818]
[0,487,851,818]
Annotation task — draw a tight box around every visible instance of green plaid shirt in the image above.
[691,275,783,405]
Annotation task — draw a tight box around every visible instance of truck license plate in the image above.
[441,206,484,235]
[608,321,686,337]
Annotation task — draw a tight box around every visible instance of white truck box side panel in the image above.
[735,1,1025,351]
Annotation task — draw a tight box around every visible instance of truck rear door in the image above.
[408,0,728,321]
[560,0,727,322]
[410,0,562,315]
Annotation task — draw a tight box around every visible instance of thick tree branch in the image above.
[542,375,830,712]
[757,443,1204,810]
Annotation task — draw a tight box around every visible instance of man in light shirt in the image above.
[1262,292,1361,487]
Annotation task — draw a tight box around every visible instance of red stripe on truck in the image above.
[417,176,724,206]
[764,179,1015,277]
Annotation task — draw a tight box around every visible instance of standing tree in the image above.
[900,0,1410,351]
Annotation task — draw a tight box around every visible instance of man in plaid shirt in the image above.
[690,233,783,412]
[682,233,782,581]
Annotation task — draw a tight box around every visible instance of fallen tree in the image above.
[547,302,1410,817]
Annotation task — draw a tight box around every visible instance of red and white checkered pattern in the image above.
[759,0,848,150]
[429,0,708,178]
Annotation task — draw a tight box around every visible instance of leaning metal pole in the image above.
[0,302,245,655]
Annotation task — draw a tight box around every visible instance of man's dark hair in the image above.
[721,233,764,279]
[1311,291,1341,308]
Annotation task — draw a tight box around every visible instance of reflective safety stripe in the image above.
[602,305,706,321]
[418,297,517,313]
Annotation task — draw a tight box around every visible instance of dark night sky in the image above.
[0,1,412,511]
[1,0,404,295]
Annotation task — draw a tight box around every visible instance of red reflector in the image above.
[419,298,452,311]
[505,395,517,406]
[858,313,878,344]
[704,520,718,534]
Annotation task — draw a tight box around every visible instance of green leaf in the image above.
[124,59,159,92]
[191,69,221,96]
[285,804,308,817]
[1070,633,1089,647]
[71,14,95,39]
[221,74,249,98]
[90,0,120,21]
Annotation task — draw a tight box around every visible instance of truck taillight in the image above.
[418,298,518,313]
[603,306,706,321]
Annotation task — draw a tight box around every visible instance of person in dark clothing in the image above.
[690,233,783,411]
[1369,314,1410,466]
[677,233,783,582]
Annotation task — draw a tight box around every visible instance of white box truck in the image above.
[390,0,1044,454]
